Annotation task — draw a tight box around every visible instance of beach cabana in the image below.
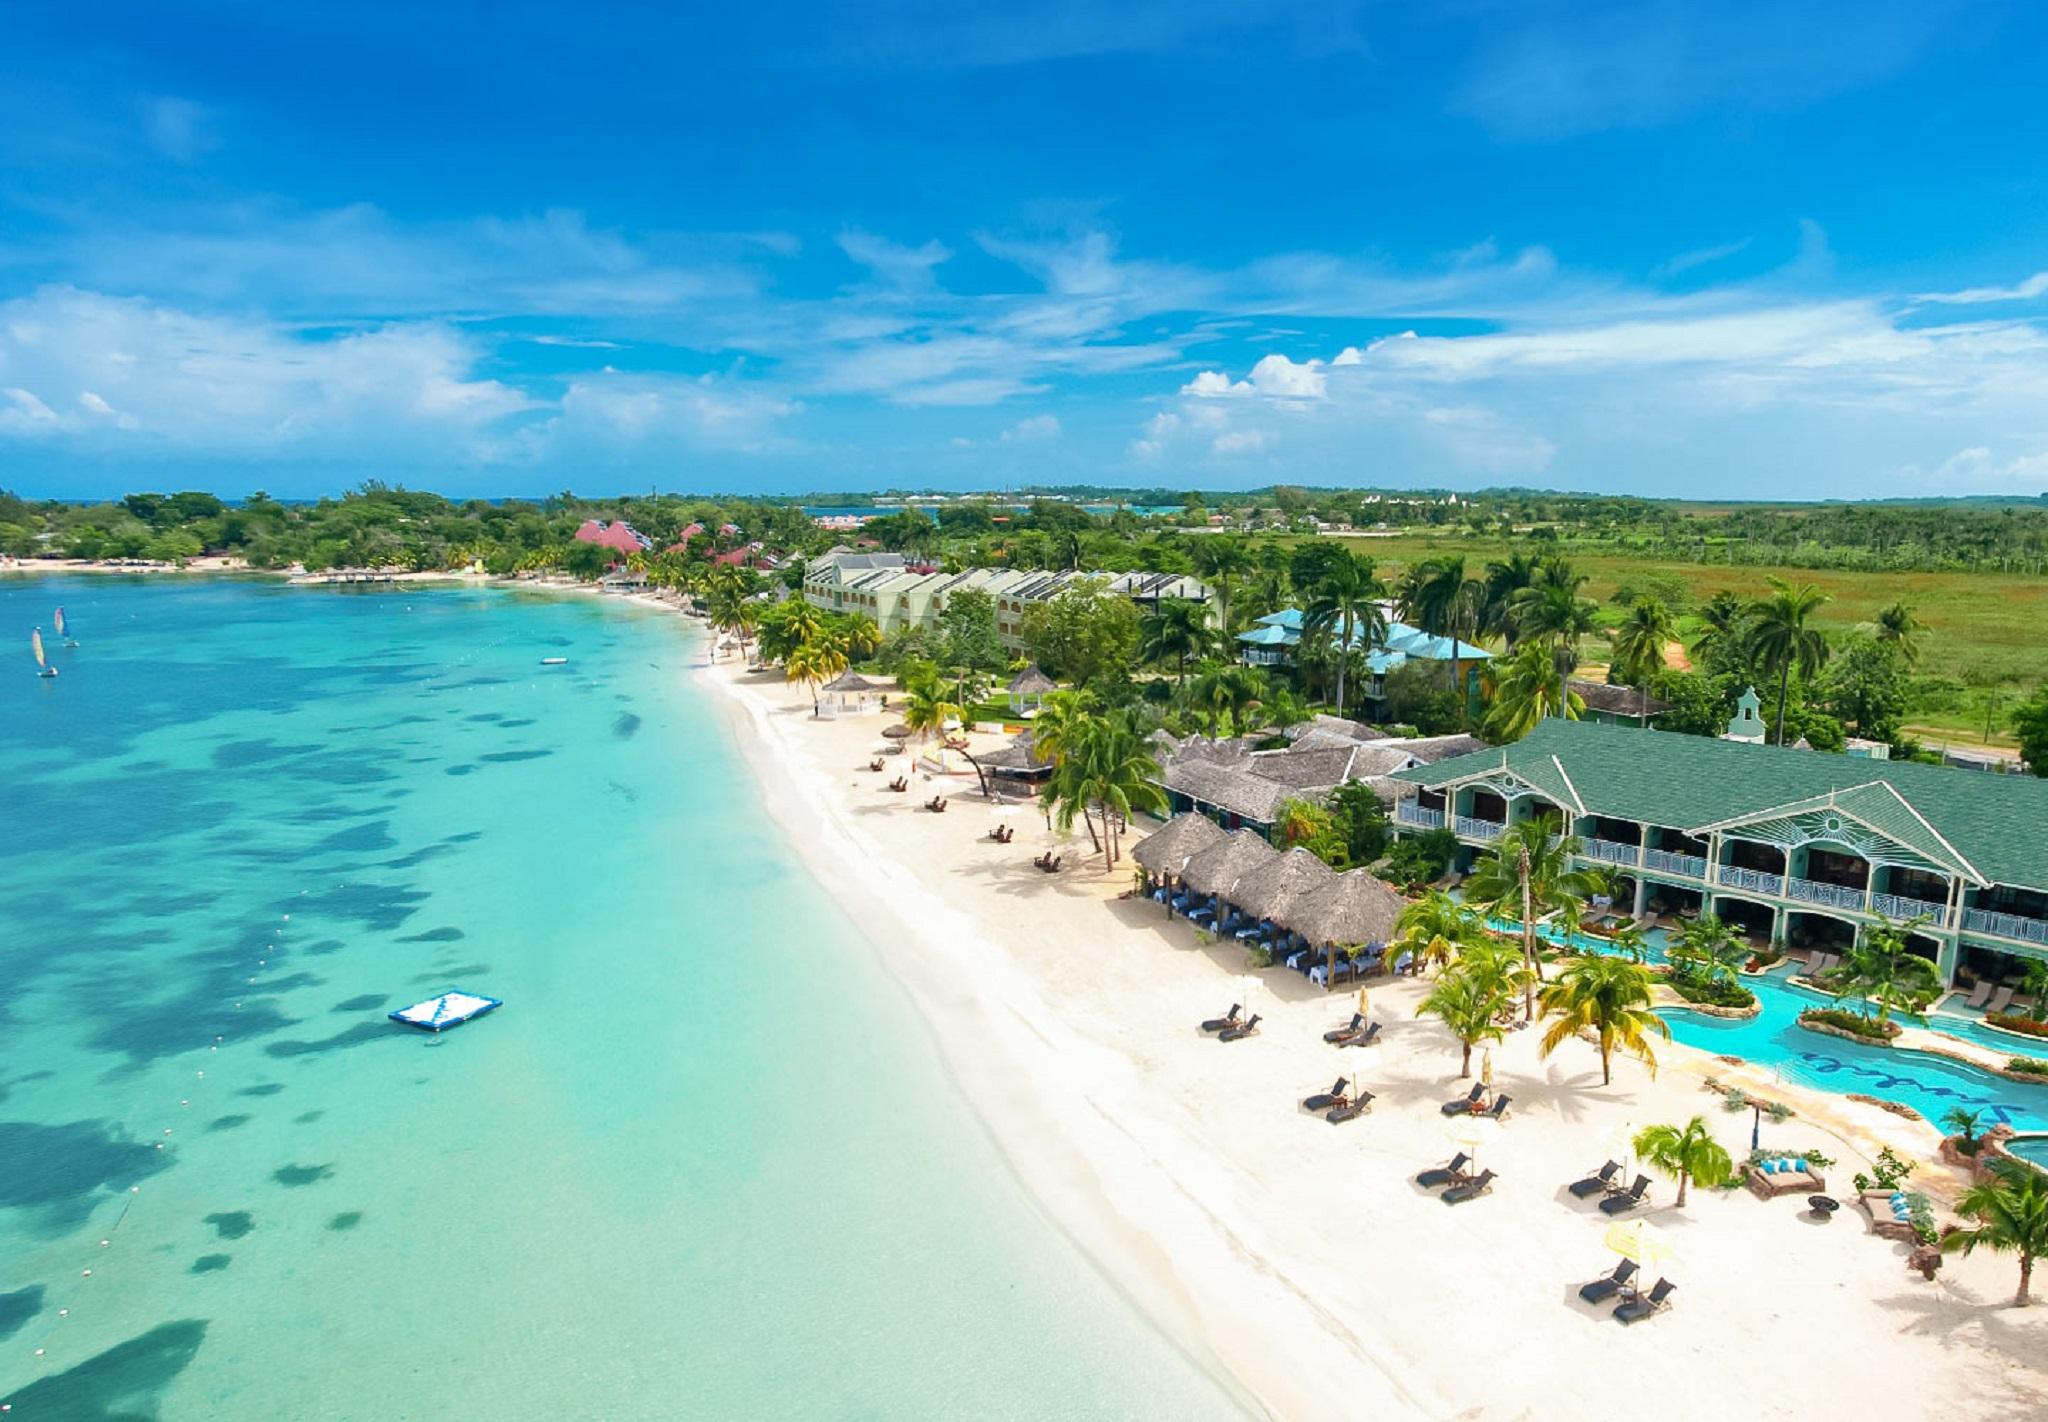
[1282,868,1407,989]
[1227,848,1338,940]
[1177,830,1279,925]
[819,670,886,718]
[1007,664,1057,717]
[1131,813,1228,906]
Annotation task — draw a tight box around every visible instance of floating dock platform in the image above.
[389,990,502,1032]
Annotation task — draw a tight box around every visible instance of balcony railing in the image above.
[1453,814,1505,842]
[1787,877,1865,911]
[1871,892,1945,924]
[1718,865,1785,897]
[1395,801,1444,831]
[1582,838,1641,866]
[1962,907,2048,947]
[1644,848,1707,879]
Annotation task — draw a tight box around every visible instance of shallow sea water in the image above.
[0,576,1241,1419]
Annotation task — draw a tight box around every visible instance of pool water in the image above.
[2008,1137,2048,1169]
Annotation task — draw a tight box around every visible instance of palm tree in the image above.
[1670,914,1749,987]
[838,614,881,661]
[1609,597,1677,723]
[1417,967,1512,1078]
[1749,577,1831,746]
[1871,601,1925,666]
[1632,1117,1734,1207]
[1510,570,1599,717]
[2022,958,2048,1022]
[1941,1107,1986,1148]
[1029,689,1099,770]
[1391,891,1482,976]
[1140,598,1215,685]
[1483,642,1585,741]
[1399,556,1484,716]
[1040,709,1167,874]
[1689,589,1751,673]
[1608,921,1652,964]
[785,633,848,715]
[1186,662,1266,737]
[1480,553,1540,649]
[1537,955,1670,1085]
[901,671,962,758]
[1464,816,1601,1020]
[1943,1161,2048,1306]
[1302,551,1386,718]
[1838,917,1942,1022]
[1191,536,1254,635]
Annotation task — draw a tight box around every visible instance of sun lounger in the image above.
[1614,1277,1676,1325]
[1302,1076,1350,1112]
[1342,1021,1383,1049]
[1199,1005,1242,1034]
[1326,1090,1374,1123]
[1416,1152,1470,1189]
[1577,1258,1638,1305]
[1442,1169,1497,1205]
[1569,1161,1622,1199]
[1218,1013,1261,1042]
[1323,1013,1366,1043]
[1440,1084,1486,1116]
[1475,1094,1512,1122]
[1962,980,1995,1010]
[1600,1175,1651,1215]
[1987,986,2017,1014]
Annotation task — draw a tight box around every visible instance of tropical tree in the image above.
[1689,590,1753,677]
[1749,577,1832,746]
[900,666,962,757]
[785,633,848,714]
[1480,552,1539,649]
[1669,914,1749,987]
[1039,708,1167,874]
[1390,891,1483,976]
[1838,917,1942,1022]
[1941,1107,1987,1147]
[1632,1117,1734,1207]
[1871,601,1926,666]
[1609,597,1678,723]
[1609,921,1652,964]
[1464,816,1602,1019]
[1302,551,1386,718]
[1537,955,1670,1086]
[1186,662,1266,737]
[2020,958,2048,1023]
[1483,641,1585,741]
[1190,535,1254,635]
[838,613,882,661]
[1029,689,1099,770]
[1416,967,1513,1077]
[1139,598,1216,684]
[1943,1161,2048,1306]
[1399,555,1485,715]
[1510,566,1599,716]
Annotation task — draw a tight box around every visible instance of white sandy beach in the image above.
[704,653,2048,1422]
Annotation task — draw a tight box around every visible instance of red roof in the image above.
[573,519,645,553]
[712,546,751,565]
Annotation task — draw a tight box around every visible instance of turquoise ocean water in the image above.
[0,576,1240,1419]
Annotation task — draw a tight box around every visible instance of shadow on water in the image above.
[310,821,397,855]
[399,927,464,944]
[0,1285,45,1342]
[280,882,428,934]
[205,1115,251,1133]
[332,994,385,1013]
[262,1023,391,1059]
[189,1254,230,1274]
[202,1211,252,1241]
[413,962,490,983]
[612,713,642,739]
[0,1318,208,1418]
[236,1084,285,1098]
[0,1120,171,1235]
[327,1211,363,1232]
[272,1164,333,1188]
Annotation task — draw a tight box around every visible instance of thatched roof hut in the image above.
[1178,829,1278,899]
[1281,868,1406,948]
[1007,664,1057,696]
[1226,847,1338,923]
[1130,813,1228,876]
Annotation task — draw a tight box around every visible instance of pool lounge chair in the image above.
[1341,1022,1383,1049]
[1442,1169,1497,1205]
[1323,1013,1366,1043]
[1474,1094,1512,1123]
[1569,1161,1622,1199]
[1987,986,2017,1015]
[1440,1084,1487,1116]
[1577,1258,1638,1305]
[1600,1175,1651,1215]
[1416,1152,1471,1189]
[1302,1076,1351,1112]
[1614,1277,1676,1325]
[1218,1014,1261,1042]
[1199,1005,1242,1034]
[1962,979,1995,1010]
[1326,1089,1374,1124]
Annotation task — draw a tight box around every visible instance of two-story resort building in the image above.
[1385,714,2048,987]
[802,548,1209,651]
[1236,608,1492,715]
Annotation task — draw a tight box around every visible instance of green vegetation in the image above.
[1632,1117,1735,1207]
[1464,816,1603,1020]
[1537,955,1670,1086]
[1798,1006,1902,1042]
[1943,1162,2048,1306]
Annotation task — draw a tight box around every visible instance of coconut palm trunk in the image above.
[1520,841,1538,1021]
[1334,608,1352,716]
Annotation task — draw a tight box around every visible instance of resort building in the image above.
[1567,678,1669,728]
[573,518,650,554]
[1386,716,2048,986]
[801,548,1209,650]
[1236,608,1490,712]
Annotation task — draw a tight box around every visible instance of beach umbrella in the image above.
[1603,1219,1676,1270]
[1355,986,1369,1018]
[1444,1119,1485,1163]
[1480,1050,1494,1090]
[881,723,912,739]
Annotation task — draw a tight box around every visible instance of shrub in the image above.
[1852,1146,1915,1193]
[1799,1007,1900,1042]
[1767,1101,1794,1123]
[1244,943,1272,968]
[1722,1088,1749,1113]
[1669,976,1757,1009]
[1987,1012,2048,1039]
[2007,1056,2048,1078]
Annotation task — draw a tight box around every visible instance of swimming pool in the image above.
[1483,917,1670,964]
[2009,1136,2048,1170]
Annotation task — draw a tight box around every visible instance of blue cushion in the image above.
[1795,1158,1809,1174]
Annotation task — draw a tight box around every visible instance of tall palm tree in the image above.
[785,633,848,715]
[1464,816,1601,1020]
[1943,1161,2048,1306]
[1669,914,1749,987]
[901,671,962,758]
[1140,598,1216,684]
[1029,689,1099,769]
[1191,535,1254,635]
[838,613,882,661]
[1632,1117,1734,1207]
[1609,597,1677,723]
[1871,601,1926,666]
[1483,641,1584,741]
[1538,955,1670,1086]
[1399,555,1485,717]
[1510,571,1599,716]
[1838,917,1942,1022]
[1689,589,1751,673]
[1480,553,1540,649]
[1040,709,1167,874]
[1302,551,1386,718]
[2019,958,2048,1023]
[1187,662,1266,737]
[1391,891,1483,976]
[1417,967,1512,1077]
[1749,577,1831,746]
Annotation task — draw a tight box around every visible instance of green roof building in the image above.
[1387,717,2048,985]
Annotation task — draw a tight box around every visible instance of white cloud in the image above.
[838,230,953,288]
[1182,353,1327,401]
[1922,445,2048,489]
[142,97,219,163]
[1211,430,1268,455]
[1912,271,2048,306]
[535,371,798,459]
[999,413,1060,442]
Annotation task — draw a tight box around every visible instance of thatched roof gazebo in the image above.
[1277,866,1406,990]
[820,670,887,718]
[1178,829,1278,900]
[1007,664,1057,716]
[1227,847,1338,925]
[1131,813,1228,879]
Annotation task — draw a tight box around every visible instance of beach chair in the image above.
[1440,1084,1487,1116]
[1218,1014,1261,1042]
[1199,1005,1242,1034]
[1343,1022,1383,1049]
[1987,986,2017,1015]
[1416,1153,1471,1189]
[1442,1169,1497,1205]
[1600,1175,1651,1215]
[1963,980,1995,1010]
[1614,1277,1676,1325]
[1326,1090,1374,1124]
[1577,1259,1638,1305]
[1474,1094,1512,1123]
[1569,1161,1622,1199]
[1302,1076,1350,1112]
[1322,1013,1366,1043]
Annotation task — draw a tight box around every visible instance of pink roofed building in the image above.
[574,519,649,554]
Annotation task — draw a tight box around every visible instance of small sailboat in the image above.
[32,628,58,678]
[55,606,78,647]
[539,656,568,666]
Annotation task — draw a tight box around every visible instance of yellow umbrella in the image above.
[1603,1219,1676,1269]
[1480,1050,1494,1090]
[1356,986,1370,1018]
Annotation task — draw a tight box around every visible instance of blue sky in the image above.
[3,0,2047,500]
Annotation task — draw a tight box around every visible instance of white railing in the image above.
[1788,877,1865,911]
[1718,865,1784,896]
[1395,801,1444,830]
[1644,848,1707,879]
[1872,892,1944,924]
[1454,814,1505,842]
[1583,838,1641,866]
[1962,907,2048,946]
